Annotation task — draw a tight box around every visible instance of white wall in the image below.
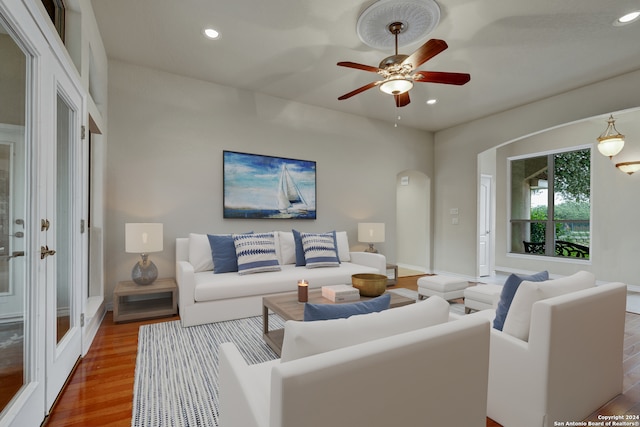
[104,60,433,305]
[396,170,430,272]
[434,68,640,284]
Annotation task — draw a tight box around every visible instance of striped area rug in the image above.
[132,295,467,426]
[132,315,284,427]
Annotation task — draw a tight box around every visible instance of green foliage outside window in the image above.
[554,150,591,203]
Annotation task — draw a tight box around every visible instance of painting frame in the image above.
[223,150,317,219]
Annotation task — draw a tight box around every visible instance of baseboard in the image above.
[396,263,430,274]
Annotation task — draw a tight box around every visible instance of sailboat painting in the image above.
[223,151,316,219]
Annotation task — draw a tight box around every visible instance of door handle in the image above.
[40,246,56,259]
[0,251,24,260]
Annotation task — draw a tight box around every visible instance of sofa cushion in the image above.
[502,271,596,341]
[280,295,450,362]
[275,231,296,265]
[493,271,549,331]
[335,231,351,262]
[193,262,379,302]
[301,231,340,268]
[233,233,281,275]
[189,233,214,272]
[303,294,390,321]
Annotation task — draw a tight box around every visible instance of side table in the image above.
[386,263,398,286]
[113,277,178,323]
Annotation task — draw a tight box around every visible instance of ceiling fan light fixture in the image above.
[379,77,413,95]
[597,115,625,157]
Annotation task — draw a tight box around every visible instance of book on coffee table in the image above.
[322,284,360,302]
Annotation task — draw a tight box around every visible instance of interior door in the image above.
[478,175,492,277]
[44,74,83,411]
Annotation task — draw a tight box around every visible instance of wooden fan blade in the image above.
[402,39,448,69]
[413,71,471,85]
[394,92,410,107]
[338,81,379,100]
[337,61,380,73]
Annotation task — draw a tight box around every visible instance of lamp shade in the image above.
[358,223,385,243]
[125,223,163,253]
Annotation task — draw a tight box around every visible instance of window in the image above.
[510,148,590,259]
[41,0,65,42]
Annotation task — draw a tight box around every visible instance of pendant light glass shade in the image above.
[597,115,625,158]
[615,161,640,175]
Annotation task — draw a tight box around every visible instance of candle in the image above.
[298,280,308,303]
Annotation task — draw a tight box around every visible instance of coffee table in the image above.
[262,289,415,356]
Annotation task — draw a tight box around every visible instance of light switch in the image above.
[450,208,459,215]
[452,217,459,225]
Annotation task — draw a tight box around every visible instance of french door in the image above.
[0,0,85,424]
[43,71,83,410]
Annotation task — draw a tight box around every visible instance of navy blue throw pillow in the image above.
[493,270,549,330]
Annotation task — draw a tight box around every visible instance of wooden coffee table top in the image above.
[263,289,414,321]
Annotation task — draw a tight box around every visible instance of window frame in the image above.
[507,144,592,262]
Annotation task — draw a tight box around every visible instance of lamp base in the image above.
[364,243,378,254]
[132,254,158,285]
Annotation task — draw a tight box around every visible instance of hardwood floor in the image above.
[42,275,638,426]
[43,313,178,427]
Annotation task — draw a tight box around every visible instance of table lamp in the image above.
[125,223,163,285]
[358,223,385,253]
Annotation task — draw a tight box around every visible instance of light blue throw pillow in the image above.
[493,270,549,330]
[304,293,391,321]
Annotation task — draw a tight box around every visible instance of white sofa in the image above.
[475,272,627,427]
[176,231,386,326]
[219,296,491,427]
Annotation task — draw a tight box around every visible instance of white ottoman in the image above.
[417,275,468,302]
[464,284,503,313]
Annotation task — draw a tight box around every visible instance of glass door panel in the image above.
[55,94,71,344]
[0,19,28,416]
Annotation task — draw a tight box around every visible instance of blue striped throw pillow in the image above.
[300,232,340,268]
[233,233,281,275]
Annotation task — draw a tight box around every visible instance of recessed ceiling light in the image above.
[614,11,640,26]
[426,99,437,105]
[203,28,220,39]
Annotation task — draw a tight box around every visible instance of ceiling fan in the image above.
[337,22,470,107]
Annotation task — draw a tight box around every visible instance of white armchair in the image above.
[480,281,627,427]
[218,304,491,427]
